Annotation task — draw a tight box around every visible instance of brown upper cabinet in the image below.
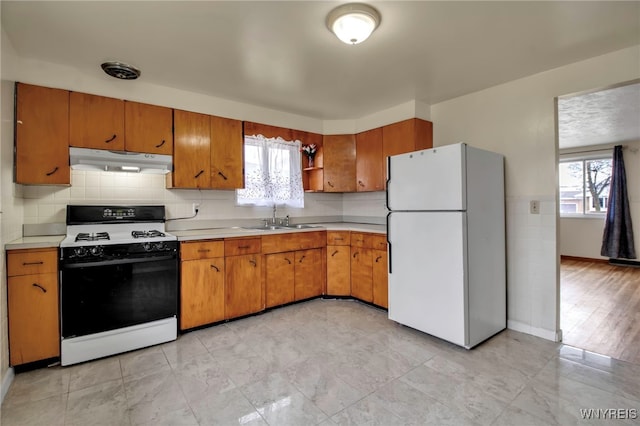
[70,92,125,150]
[15,83,71,185]
[210,116,244,189]
[355,127,384,192]
[382,118,433,159]
[172,109,211,188]
[323,134,356,192]
[70,93,174,155]
[124,101,173,155]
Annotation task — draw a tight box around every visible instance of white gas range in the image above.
[59,205,179,366]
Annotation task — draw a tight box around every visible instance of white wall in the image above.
[431,45,640,341]
[560,139,640,260]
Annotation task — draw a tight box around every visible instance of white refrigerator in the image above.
[386,143,505,349]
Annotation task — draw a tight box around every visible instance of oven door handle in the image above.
[61,255,176,269]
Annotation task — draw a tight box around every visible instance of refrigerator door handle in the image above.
[386,211,392,274]
[385,156,392,210]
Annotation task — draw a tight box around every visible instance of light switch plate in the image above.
[530,200,540,214]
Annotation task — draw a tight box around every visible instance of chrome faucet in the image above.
[270,204,277,225]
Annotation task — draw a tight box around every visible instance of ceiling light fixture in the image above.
[101,61,141,80]
[326,3,381,45]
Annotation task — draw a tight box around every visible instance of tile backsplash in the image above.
[21,170,386,225]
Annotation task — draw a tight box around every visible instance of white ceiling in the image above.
[2,1,639,126]
[558,81,640,149]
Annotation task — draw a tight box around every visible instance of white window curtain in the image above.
[237,134,304,208]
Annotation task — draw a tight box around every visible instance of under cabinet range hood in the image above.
[69,147,172,174]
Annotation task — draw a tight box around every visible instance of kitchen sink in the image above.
[241,224,321,231]
[281,224,320,229]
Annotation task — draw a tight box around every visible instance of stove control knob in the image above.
[74,247,88,257]
[154,242,167,251]
[143,242,153,252]
[90,246,103,257]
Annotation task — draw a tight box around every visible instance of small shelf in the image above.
[303,166,323,171]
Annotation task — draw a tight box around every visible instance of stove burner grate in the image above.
[75,232,110,242]
[131,230,166,239]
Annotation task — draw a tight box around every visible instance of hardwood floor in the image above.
[561,258,640,365]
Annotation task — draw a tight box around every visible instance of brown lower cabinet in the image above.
[326,245,351,295]
[372,249,388,308]
[225,253,264,318]
[351,247,373,302]
[294,248,323,300]
[180,257,225,330]
[7,248,60,365]
[265,248,323,307]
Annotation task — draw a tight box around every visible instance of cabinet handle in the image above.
[197,249,211,253]
[249,259,257,267]
[331,250,338,257]
[358,180,365,187]
[105,134,117,143]
[210,264,220,272]
[155,139,166,148]
[353,252,359,258]
[45,167,59,176]
[17,120,23,125]
[375,255,382,263]
[327,181,334,188]
[238,245,250,249]
[285,257,291,264]
[32,283,47,293]
[23,261,44,266]
[334,237,344,241]
[299,255,306,263]
[218,171,228,180]
[194,170,204,179]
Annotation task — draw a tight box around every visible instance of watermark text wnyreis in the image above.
[580,408,637,420]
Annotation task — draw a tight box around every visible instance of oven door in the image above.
[60,254,178,339]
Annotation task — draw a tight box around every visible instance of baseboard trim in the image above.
[508,320,561,342]
[1,367,15,403]
[561,255,608,264]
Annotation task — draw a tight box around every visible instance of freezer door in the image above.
[388,211,467,346]
[387,143,466,211]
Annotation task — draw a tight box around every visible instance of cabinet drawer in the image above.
[181,240,224,261]
[350,232,372,249]
[261,231,326,254]
[370,234,387,251]
[225,238,261,256]
[7,249,58,277]
[327,231,350,246]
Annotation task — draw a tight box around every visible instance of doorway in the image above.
[556,79,640,364]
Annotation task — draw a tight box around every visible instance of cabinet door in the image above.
[15,83,70,185]
[70,92,125,150]
[372,249,388,308]
[211,116,244,189]
[8,273,59,365]
[326,245,350,296]
[323,134,356,192]
[225,254,263,318]
[265,252,295,308]
[180,258,225,330]
[173,109,211,188]
[125,101,173,155]
[294,249,323,300]
[382,118,433,159]
[350,247,373,302]
[355,127,384,191]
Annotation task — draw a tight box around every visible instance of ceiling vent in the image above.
[101,61,141,80]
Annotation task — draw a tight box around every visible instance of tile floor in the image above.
[2,299,640,425]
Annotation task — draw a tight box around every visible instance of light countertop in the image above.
[5,223,385,249]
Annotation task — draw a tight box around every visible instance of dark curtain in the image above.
[601,145,636,259]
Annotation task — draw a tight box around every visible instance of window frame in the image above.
[559,151,613,218]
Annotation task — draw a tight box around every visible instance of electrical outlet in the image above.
[192,203,200,215]
[530,200,540,214]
